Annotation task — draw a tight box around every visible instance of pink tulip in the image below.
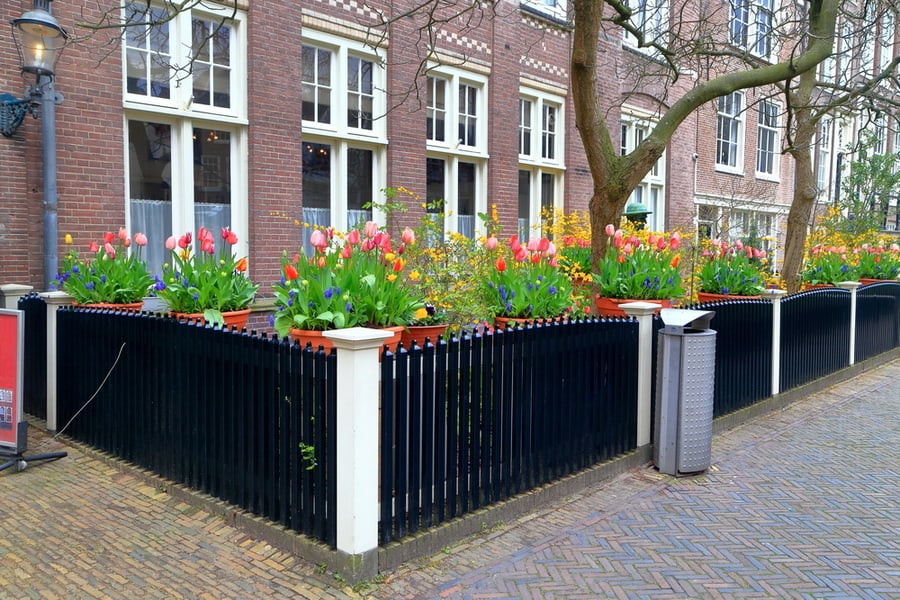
[485,236,498,250]
[364,221,378,239]
[346,229,360,245]
[133,232,148,247]
[515,247,528,262]
[648,234,658,246]
[656,237,666,251]
[526,238,540,252]
[104,242,116,258]
[546,241,557,257]
[538,237,550,253]
[735,240,743,250]
[605,224,616,237]
[669,236,680,251]
[123,238,131,248]
[221,227,238,245]
[309,230,327,251]
[200,239,215,254]
[509,236,521,252]
[401,227,415,245]
[118,227,127,241]
[199,227,214,244]
[623,243,633,255]
[178,233,192,249]
[341,244,353,259]
[89,242,99,253]
[165,236,176,250]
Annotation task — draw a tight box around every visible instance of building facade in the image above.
[1,0,894,295]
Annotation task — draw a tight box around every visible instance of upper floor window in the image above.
[124,2,244,117]
[623,0,669,53]
[519,88,565,237]
[816,116,832,193]
[426,70,487,154]
[520,0,568,23]
[756,100,780,178]
[716,91,744,171]
[730,0,774,60]
[520,91,563,164]
[302,36,382,138]
[880,12,895,73]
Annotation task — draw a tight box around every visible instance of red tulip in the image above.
[341,244,353,258]
[178,233,192,249]
[509,236,521,252]
[393,258,404,272]
[201,239,215,254]
[104,232,115,244]
[495,257,507,272]
[284,264,299,280]
[671,255,681,268]
[515,247,528,262]
[235,257,247,272]
[222,227,238,245]
[538,237,550,253]
[123,238,132,248]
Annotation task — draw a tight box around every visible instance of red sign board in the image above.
[0,309,24,452]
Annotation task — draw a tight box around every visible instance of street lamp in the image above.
[7,0,68,289]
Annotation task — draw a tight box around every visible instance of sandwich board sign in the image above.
[0,309,26,454]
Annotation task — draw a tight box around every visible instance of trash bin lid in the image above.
[660,308,715,331]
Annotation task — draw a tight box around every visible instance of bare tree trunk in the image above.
[783,146,818,292]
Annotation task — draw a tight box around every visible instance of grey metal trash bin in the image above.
[654,308,716,476]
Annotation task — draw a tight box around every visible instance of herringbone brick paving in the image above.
[1,359,898,599]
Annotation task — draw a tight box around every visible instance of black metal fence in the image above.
[54,308,337,546]
[18,293,47,419]
[781,288,851,391]
[378,318,639,543]
[695,298,773,417]
[857,282,900,361]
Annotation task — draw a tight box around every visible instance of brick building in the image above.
[1,0,887,296]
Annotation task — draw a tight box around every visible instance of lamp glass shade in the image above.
[11,9,69,76]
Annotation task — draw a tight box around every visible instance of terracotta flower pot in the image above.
[859,277,896,285]
[290,328,334,351]
[799,283,835,291]
[172,308,251,330]
[399,324,448,349]
[696,292,761,303]
[82,301,144,313]
[593,297,670,317]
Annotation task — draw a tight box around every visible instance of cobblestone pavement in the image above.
[2,359,898,600]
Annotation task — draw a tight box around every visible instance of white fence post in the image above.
[836,281,861,365]
[39,291,73,431]
[622,302,662,448]
[322,326,392,581]
[0,284,34,309]
[763,290,787,396]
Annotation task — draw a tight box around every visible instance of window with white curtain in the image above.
[518,88,565,238]
[426,67,488,238]
[124,2,247,276]
[299,29,386,250]
[816,116,832,194]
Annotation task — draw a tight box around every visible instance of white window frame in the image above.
[518,87,565,238]
[880,12,895,73]
[729,209,776,256]
[622,0,669,55]
[123,3,249,270]
[426,66,489,238]
[816,116,832,195]
[123,3,247,120]
[729,0,775,61]
[716,91,744,174]
[520,0,568,23]
[755,99,780,180]
[300,29,388,235]
[621,110,666,230]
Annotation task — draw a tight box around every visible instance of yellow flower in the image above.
[414,307,429,320]
[387,273,397,283]
[64,233,73,244]
[409,270,421,281]
[384,252,396,262]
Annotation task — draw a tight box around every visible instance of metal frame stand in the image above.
[0,450,67,473]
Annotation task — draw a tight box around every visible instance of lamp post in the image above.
[9,0,68,289]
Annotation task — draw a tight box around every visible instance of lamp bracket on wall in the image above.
[0,87,63,138]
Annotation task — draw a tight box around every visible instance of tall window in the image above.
[623,0,669,53]
[730,209,775,255]
[716,92,744,171]
[860,2,877,77]
[880,12,896,72]
[816,116,832,194]
[125,3,247,275]
[300,30,386,248]
[519,88,565,238]
[756,100,780,178]
[730,0,774,60]
[427,68,488,238]
[621,112,665,230]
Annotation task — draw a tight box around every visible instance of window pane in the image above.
[302,46,331,124]
[426,158,445,213]
[347,148,374,217]
[193,129,232,235]
[518,170,531,239]
[519,99,532,155]
[427,77,446,142]
[458,162,476,238]
[303,142,331,210]
[128,120,173,275]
